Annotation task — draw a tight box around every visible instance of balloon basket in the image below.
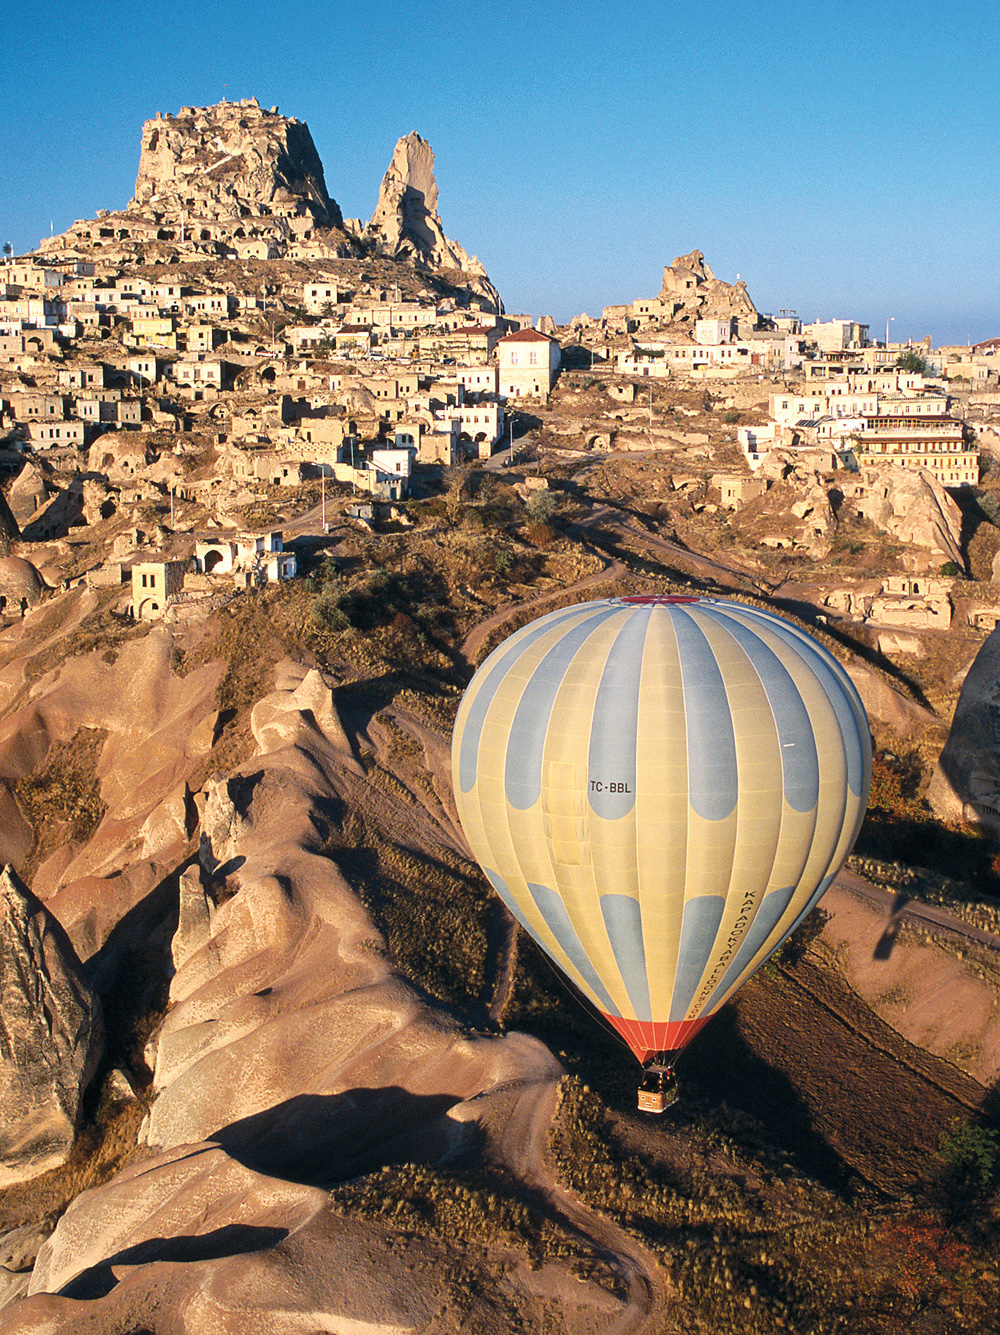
[637,1058,678,1114]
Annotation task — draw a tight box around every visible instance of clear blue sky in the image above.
[3,0,998,345]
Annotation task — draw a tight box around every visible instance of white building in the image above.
[496,329,560,399]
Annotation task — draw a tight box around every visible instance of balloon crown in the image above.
[617,594,702,606]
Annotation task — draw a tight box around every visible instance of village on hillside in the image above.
[6,96,1000,1335]
[3,146,1000,650]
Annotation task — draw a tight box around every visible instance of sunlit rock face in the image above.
[0,865,103,1187]
[364,132,500,304]
[131,99,342,227]
[928,627,1000,835]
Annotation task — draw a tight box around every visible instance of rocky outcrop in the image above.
[364,133,499,302]
[0,866,103,1187]
[130,99,340,227]
[928,627,1000,832]
[848,466,964,569]
[660,249,758,319]
[38,99,349,263]
[0,662,621,1331]
[7,467,51,531]
[741,460,964,564]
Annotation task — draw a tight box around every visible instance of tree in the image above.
[895,348,930,375]
[2,243,11,261]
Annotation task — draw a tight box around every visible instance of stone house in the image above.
[173,356,229,396]
[333,326,374,356]
[229,449,306,486]
[458,403,503,450]
[456,365,499,397]
[129,316,176,348]
[8,394,66,420]
[370,447,414,496]
[28,420,85,447]
[802,319,870,351]
[64,301,102,329]
[183,324,221,354]
[496,329,560,399]
[128,354,161,386]
[303,282,340,313]
[130,559,186,620]
[58,363,107,391]
[710,473,768,509]
[868,594,952,630]
[75,396,120,425]
[419,325,500,366]
[183,293,230,317]
[695,318,736,345]
[0,330,58,366]
[194,530,294,582]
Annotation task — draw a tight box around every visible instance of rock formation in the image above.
[0,492,19,558]
[928,627,1000,833]
[0,866,103,1187]
[660,249,758,320]
[0,557,44,613]
[34,105,501,302]
[38,99,348,263]
[364,133,499,302]
[130,99,341,227]
[849,466,964,569]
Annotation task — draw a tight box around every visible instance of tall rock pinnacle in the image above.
[364,132,487,279]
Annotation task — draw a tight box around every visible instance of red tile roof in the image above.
[498,328,552,343]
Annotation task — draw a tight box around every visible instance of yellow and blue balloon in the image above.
[452,595,871,1065]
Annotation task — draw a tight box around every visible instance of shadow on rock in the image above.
[212,1086,484,1188]
[60,1223,289,1299]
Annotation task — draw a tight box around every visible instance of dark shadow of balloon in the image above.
[59,1223,289,1299]
[680,1004,859,1197]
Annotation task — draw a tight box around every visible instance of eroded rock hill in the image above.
[660,250,758,320]
[36,103,500,305]
[130,99,342,227]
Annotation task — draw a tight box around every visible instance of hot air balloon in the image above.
[452,594,871,1111]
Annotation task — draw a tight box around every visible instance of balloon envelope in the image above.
[452,595,871,1063]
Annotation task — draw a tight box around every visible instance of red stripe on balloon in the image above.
[602,1013,714,1064]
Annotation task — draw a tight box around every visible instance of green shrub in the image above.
[525,489,556,524]
[938,1120,999,1192]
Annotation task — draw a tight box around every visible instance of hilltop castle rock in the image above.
[660,249,758,319]
[130,99,342,228]
[39,99,348,265]
[36,104,498,301]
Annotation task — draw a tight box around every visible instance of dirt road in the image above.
[459,558,626,672]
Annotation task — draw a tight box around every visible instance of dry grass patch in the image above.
[11,728,107,884]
